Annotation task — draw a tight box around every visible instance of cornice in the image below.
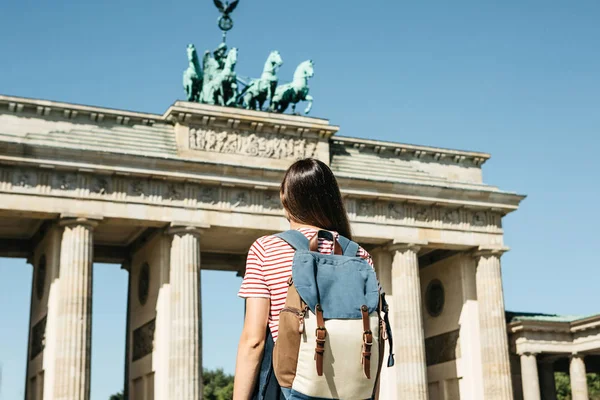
[508,314,600,335]
[333,136,490,167]
[163,100,339,139]
[0,94,161,127]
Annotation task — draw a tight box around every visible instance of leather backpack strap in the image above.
[361,305,373,379]
[309,230,342,255]
[315,304,327,376]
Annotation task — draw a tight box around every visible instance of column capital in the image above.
[387,240,427,254]
[519,351,540,357]
[472,246,510,260]
[166,222,210,237]
[59,214,102,229]
[570,352,586,360]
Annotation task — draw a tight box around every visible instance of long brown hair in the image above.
[280,158,353,239]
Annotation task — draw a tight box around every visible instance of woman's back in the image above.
[238,227,373,342]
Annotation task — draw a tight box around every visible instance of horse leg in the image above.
[303,94,313,114]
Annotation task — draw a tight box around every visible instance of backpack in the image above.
[272,229,395,400]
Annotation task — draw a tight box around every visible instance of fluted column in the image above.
[539,361,557,400]
[520,353,541,400]
[167,225,202,400]
[474,249,513,399]
[389,243,428,400]
[570,354,588,400]
[53,217,97,400]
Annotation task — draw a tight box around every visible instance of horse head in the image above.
[293,60,314,81]
[268,50,283,69]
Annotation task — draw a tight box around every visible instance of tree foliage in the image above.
[203,368,235,400]
[108,369,234,400]
[556,372,600,400]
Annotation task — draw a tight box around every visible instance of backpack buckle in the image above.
[363,330,373,346]
[315,326,327,341]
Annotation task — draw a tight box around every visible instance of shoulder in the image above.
[356,245,373,266]
[248,234,294,257]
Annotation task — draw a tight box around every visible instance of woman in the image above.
[233,158,375,400]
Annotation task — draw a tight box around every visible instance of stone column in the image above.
[474,249,513,399]
[167,225,202,400]
[389,243,428,400]
[53,217,97,400]
[520,353,541,400]
[539,361,557,400]
[570,354,588,400]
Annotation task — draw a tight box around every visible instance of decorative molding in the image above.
[332,136,490,167]
[473,246,509,260]
[425,329,460,366]
[132,318,156,362]
[30,315,47,360]
[387,242,424,254]
[0,165,504,233]
[189,128,318,160]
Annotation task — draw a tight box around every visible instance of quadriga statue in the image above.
[270,60,314,115]
[182,44,202,102]
[201,46,238,106]
[240,50,283,111]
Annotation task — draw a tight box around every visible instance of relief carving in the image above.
[130,180,145,196]
[443,209,460,224]
[189,128,317,160]
[132,318,156,362]
[425,329,460,366]
[199,187,217,204]
[415,206,430,222]
[57,173,76,190]
[91,177,109,194]
[388,203,405,219]
[166,183,184,201]
[16,172,31,188]
[30,316,47,360]
[232,191,249,207]
[472,211,487,227]
[263,192,281,209]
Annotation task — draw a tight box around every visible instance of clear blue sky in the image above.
[0,1,599,399]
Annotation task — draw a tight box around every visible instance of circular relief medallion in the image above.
[35,255,47,300]
[138,263,150,306]
[425,279,445,317]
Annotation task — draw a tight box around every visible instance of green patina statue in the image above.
[200,46,238,106]
[183,44,202,102]
[239,50,283,111]
[181,0,316,114]
[270,60,314,115]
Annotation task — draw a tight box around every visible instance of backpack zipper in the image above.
[281,306,308,334]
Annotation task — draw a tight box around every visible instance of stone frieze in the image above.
[189,128,318,160]
[0,166,502,233]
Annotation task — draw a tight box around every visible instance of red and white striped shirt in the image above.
[238,228,373,341]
